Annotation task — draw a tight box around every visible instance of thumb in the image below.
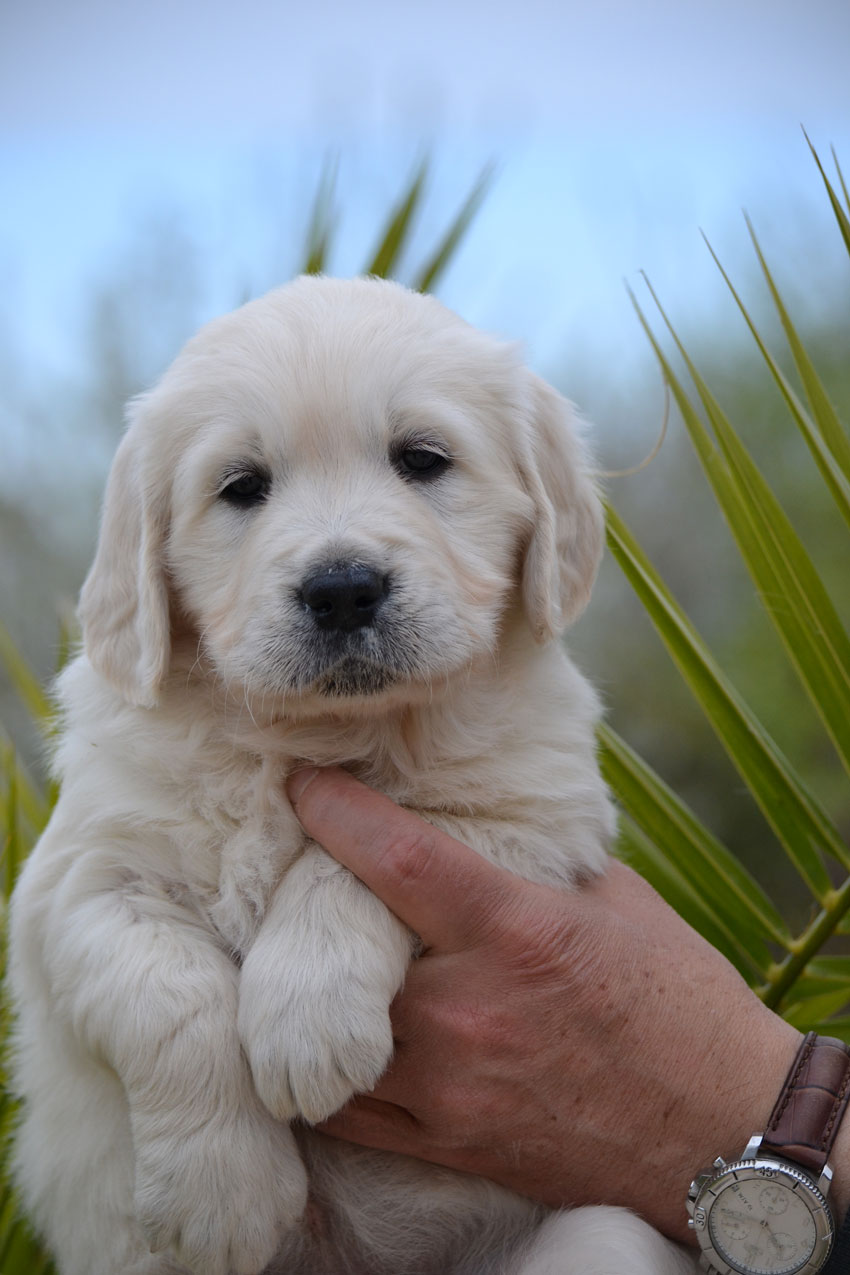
[287,767,519,950]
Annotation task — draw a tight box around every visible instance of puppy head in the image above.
[79,277,603,712]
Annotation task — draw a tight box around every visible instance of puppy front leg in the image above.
[239,844,413,1124]
[36,855,307,1275]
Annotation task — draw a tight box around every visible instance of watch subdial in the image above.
[717,1211,751,1240]
[760,1184,789,1215]
[771,1232,797,1261]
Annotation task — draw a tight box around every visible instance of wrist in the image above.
[667,1008,803,1245]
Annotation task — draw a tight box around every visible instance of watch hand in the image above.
[719,1208,755,1224]
[764,1224,782,1252]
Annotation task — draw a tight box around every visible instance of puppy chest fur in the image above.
[8,277,691,1275]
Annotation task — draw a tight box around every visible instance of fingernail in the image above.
[286,766,320,805]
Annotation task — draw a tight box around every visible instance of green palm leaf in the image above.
[363,158,429,279]
[739,216,850,485]
[605,504,846,895]
[832,147,850,215]
[296,158,494,294]
[0,739,57,1273]
[805,129,850,255]
[598,722,788,964]
[783,957,850,1004]
[411,163,496,293]
[630,284,850,785]
[0,623,53,732]
[299,156,339,276]
[608,138,850,1031]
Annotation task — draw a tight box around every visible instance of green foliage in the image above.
[603,142,850,1024]
[299,154,495,290]
[1,144,849,1270]
[1,658,57,1272]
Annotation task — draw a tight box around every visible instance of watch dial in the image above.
[708,1177,817,1274]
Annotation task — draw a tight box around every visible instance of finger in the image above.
[318,1096,429,1157]
[364,1033,427,1105]
[287,767,520,950]
[367,1065,432,1110]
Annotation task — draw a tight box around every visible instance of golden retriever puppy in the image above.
[9,277,693,1275]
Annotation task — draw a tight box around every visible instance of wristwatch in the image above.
[687,1033,850,1275]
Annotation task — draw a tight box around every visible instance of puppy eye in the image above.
[393,447,451,482]
[219,468,271,507]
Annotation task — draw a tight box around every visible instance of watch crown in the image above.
[688,1218,694,1229]
[713,1156,726,1170]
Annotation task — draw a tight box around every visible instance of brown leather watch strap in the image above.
[761,1032,850,1177]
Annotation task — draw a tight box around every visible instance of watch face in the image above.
[709,1177,816,1273]
[693,1159,834,1275]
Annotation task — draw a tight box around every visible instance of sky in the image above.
[1,0,849,415]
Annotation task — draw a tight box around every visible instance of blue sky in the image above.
[1,0,849,400]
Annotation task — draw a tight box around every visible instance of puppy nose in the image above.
[300,565,389,632]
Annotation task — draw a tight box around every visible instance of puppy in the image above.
[9,277,693,1275]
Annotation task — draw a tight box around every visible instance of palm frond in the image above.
[363,158,429,279]
[608,137,850,1032]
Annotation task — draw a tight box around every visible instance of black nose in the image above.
[299,565,389,632]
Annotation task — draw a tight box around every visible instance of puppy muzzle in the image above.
[298,563,390,634]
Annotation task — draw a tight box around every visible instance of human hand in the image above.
[286,766,828,1244]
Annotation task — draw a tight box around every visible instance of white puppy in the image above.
[9,277,693,1275]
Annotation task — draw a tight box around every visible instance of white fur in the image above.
[9,277,694,1274]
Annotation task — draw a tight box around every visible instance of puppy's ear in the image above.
[518,373,605,642]
[78,411,171,708]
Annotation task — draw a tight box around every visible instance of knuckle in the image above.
[491,891,564,961]
[445,998,512,1051]
[371,823,443,895]
[495,900,596,993]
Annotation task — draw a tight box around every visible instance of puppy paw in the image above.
[133,1100,307,1275]
[241,983,395,1125]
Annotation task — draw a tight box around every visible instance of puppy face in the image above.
[79,277,604,713]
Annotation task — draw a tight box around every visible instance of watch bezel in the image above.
[689,1156,835,1275]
